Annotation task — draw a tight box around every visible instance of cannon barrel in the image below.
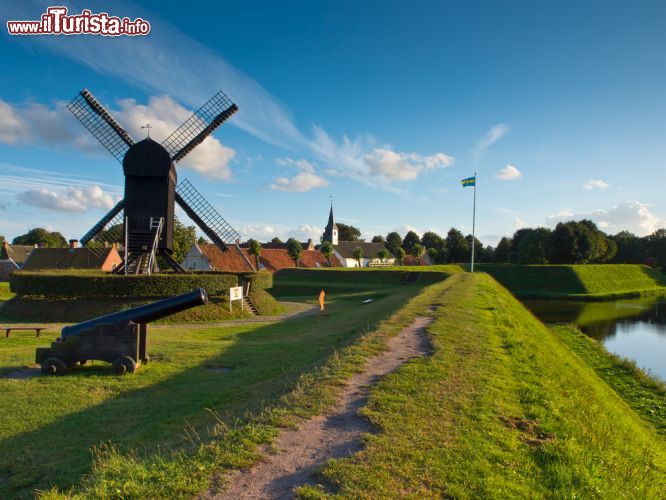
[61,288,209,338]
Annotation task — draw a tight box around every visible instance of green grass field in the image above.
[477,263,666,299]
[1,269,664,498]
[302,273,665,497]
[0,278,427,498]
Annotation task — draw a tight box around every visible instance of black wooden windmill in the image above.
[67,89,242,273]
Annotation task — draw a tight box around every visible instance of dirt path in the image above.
[210,315,433,499]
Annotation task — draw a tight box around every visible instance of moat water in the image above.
[522,296,666,381]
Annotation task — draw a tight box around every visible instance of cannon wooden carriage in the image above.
[36,288,208,375]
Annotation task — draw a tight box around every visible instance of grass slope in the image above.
[552,324,666,435]
[478,264,666,299]
[0,281,14,303]
[304,273,665,497]
[0,280,429,498]
[271,267,460,299]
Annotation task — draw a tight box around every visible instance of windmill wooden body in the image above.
[67,89,241,273]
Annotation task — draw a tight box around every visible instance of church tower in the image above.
[323,203,338,245]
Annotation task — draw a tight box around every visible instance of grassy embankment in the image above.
[552,324,665,435]
[477,263,666,300]
[270,266,462,300]
[299,273,665,497]
[0,274,438,498]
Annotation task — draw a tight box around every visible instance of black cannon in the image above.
[36,288,208,375]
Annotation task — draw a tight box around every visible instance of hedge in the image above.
[241,271,273,291]
[10,271,240,298]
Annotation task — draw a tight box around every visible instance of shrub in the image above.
[241,271,273,291]
[10,271,240,298]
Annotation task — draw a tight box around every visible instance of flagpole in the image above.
[471,172,476,272]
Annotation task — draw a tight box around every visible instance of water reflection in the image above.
[522,297,666,380]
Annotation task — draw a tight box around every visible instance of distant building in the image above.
[0,242,36,281]
[21,240,122,272]
[322,204,395,267]
[181,243,339,273]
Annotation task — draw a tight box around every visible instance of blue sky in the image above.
[1,0,665,245]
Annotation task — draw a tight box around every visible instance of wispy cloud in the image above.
[474,123,509,157]
[17,185,118,212]
[270,158,329,192]
[583,179,610,190]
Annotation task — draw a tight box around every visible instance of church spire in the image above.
[323,197,338,245]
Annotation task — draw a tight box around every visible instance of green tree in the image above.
[494,237,512,263]
[377,248,390,262]
[402,231,421,253]
[446,228,468,262]
[336,223,362,241]
[247,238,262,270]
[271,237,284,245]
[197,236,209,245]
[385,232,402,254]
[411,243,425,260]
[352,246,364,267]
[371,235,385,244]
[395,247,406,265]
[12,228,67,248]
[320,241,334,267]
[421,231,443,252]
[171,217,197,264]
[647,229,666,270]
[286,238,303,267]
[0,235,5,246]
[611,231,644,263]
[427,247,438,262]
[518,228,551,264]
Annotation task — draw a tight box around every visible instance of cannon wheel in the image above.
[112,356,137,375]
[41,357,67,376]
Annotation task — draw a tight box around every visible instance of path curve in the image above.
[210,315,433,499]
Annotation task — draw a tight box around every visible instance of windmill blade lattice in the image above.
[67,89,135,163]
[175,179,240,250]
[162,91,238,163]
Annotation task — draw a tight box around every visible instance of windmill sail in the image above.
[67,89,135,163]
[162,91,238,163]
[80,199,125,246]
[175,179,240,251]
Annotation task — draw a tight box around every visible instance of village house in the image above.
[0,242,36,281]
[322,205,396,267]
[181,241,338,273]
[21,240,122,272]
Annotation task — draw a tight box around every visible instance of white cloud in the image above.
[270,157,329,192]
[364,149,454,181]
[238,223,323,242]
[0,100,30,144]
[495,164,522,181]
[546,201,661,236]
[583,179,610,190]
[0,95,237,179]
[308,127,454,189]
[114,95,235,180]
[17,185,118,213]
[240,224,276,241]
[270,172,329,192]
[513,218,526,230]
[395,225,422,237]
[474,124,509,156]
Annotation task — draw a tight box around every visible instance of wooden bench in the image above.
[4,326,47,338]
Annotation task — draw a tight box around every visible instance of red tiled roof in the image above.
[197,244,340,272]
[198,244,254,272]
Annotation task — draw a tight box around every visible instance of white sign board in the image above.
[229,286,244,311]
